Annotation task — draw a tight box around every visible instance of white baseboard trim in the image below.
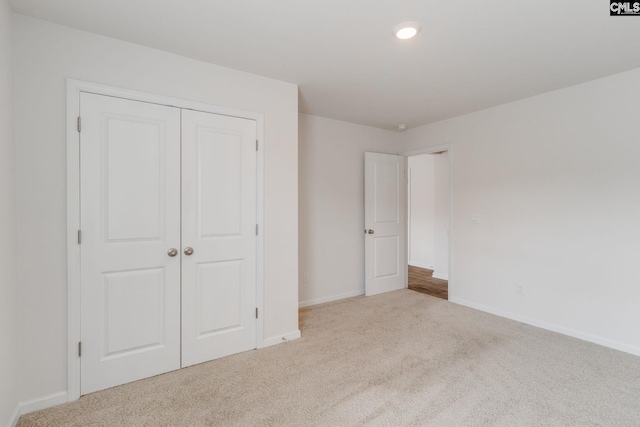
[432,271,448,280]
[7,402,21,427]
[19,391,68,416]
[449,297,640,357]
[408,261,433,270]
[298,290,364,308]
[262,330,301,348]
[7,391,68,426]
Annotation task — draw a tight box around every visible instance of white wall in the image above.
[298,114,400,306]
[13,14,299,404]
[402,67,640,355]
[433,152,449,280]
[408,154,435,269]
[0,2,19,425]
[407,152,449,278]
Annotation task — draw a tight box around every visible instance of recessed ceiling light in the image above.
[393,22,421,40]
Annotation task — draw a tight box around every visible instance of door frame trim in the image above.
[66,79,266,401]
[401,143,453,300]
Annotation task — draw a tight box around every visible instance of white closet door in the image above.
[181,110,257,367]
[80,93,181,395]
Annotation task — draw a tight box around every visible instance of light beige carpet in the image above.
[19,290,640,426]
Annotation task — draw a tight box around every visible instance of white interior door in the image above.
[364,152,406,296]
[80,93,181,394]
[181,109,257,367]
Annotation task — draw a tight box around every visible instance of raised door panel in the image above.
[181,109,257,367]
[80,93,181,395]
[103,268,166,357]
[105,118,165,241]
[198,130,243,237]
[374,162,400,224]
[374,236,399,279]
[197,260,243,335]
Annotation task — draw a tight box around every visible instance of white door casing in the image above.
[181,109,258,367]
[364,152,407,296]
[80,93,182,394]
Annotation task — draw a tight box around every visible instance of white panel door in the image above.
[364,152,406,296]
[181,109,257,367]
[80,93,181,394]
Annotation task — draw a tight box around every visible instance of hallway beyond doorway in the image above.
[408,265,448,300]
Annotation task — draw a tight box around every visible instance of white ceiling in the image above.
[9,0,640,130]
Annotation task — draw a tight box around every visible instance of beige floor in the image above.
[19,290,640,426]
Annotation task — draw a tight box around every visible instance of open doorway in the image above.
[406,150,450,300]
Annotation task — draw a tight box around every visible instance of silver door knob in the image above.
[184,247,194,256]
[367,229,374,234]
[167,248,178,257]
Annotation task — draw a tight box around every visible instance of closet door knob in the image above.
[167,248,178,257]
[367,229,375,234]
[184,247,194,256]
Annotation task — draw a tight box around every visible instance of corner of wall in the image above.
[7,404,20,427]
[298,115,403,307]
[1,2,21,427]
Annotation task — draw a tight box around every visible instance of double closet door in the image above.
[79,93,257,395]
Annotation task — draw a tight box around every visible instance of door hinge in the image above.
[77,116,81,133]
[78,341,82,357]
[256,140,258,151]
[256,224,258,235]
[256,308,258,319]
[77,230,82,244]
